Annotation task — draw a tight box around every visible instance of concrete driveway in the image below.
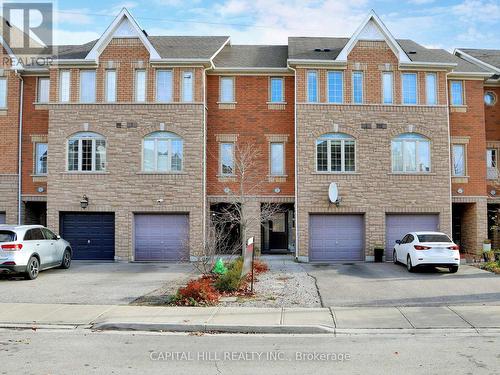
[0,261,196,305]
[303,262,500,307]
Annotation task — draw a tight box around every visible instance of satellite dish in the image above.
[328,183,338,203]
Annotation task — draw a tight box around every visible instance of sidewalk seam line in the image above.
[446,305,478,333]
[328,307,337,328]
[396,306,415,329]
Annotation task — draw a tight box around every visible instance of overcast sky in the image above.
[17,0,500,50]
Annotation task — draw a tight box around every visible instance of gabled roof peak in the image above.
[85,8,160,61]
[336,10,411,63]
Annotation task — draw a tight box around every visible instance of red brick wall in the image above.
[485,86,500,142]
[21,76,48,195]
[449,79,487,196]
[206,75,295,196]
[0,48,21,174]
[296,41,447,105]
[50,38,204,103]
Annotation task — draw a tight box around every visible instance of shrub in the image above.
[253,259,269,274]
[482,260,500,274]
[175,276,220,306]
[215,258,243,292]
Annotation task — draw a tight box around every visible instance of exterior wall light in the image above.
[80,195,89,209]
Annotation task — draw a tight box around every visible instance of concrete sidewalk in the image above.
[1,303,500,333]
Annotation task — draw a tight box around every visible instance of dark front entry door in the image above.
[60,213,115,260]
[269,212,288,250]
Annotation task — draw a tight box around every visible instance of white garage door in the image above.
[385,214,439,260]
[309,215,364,262]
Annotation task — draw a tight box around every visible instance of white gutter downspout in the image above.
[445,71,453,238]
[16,72,24,225]
[287,62,299,261]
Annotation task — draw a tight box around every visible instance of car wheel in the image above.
[393,250,398,264]
[406,255,414,273]
[25,256,40,280]
[449,266,459,273]
[60,249,71,269]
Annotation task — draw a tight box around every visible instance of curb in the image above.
[91,322,336,334]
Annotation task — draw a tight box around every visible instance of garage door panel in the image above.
[309,215,364,262]
[61,213,115,260]
[385,214,439,260]
[134,214,189,261]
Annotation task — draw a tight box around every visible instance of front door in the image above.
[269,212,288,250]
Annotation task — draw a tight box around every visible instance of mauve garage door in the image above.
[60,213,115,260]
[134,214,189,261]
[309,215,364,262]
[385,214,439,260]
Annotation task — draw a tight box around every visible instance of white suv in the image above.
[0,225,72,280]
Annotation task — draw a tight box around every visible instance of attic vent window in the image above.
[314,48,322,52]
[323,48,331,52]
[408,51,417,55]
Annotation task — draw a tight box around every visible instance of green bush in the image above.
[215,258,243,292]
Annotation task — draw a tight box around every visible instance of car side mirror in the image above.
[56,235,61,240]
[395,240,401,245]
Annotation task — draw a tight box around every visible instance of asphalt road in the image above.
[1,329,499,374]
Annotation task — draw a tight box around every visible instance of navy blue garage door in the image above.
[60,213,115,260]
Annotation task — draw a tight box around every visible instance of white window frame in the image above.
[67,132,106,172]
[306,70,318,103]
[219,76,235,103]
[452,144,466,177]
[315,134,356,173]
[219,142,235,176]
[352,71,364,104]
[182,70,194,102]
[487,148,498,180]
[0,77,7,108]
[327,71,343,104]
[269,77,284,103]
[401,73,418,105]
[37,77,50,103]
[391,134,431,173]
[135,69,147,103]
[450,80,464,106]
[142,132,183,172]
[59,70,70,103]
[35,143,48,175]
[270,142,285,176]
[105,70,117,103]
[382,71,393,105]
[79,70,96,103]
[156,70,173,103]
[425,73,437,105]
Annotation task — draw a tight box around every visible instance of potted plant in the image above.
[483,239,492,252]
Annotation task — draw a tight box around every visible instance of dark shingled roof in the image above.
[213,45,288,68]
[458,48,500,70]
[287,37,488,73]
[148,36,228,59]
[52,36,229,60]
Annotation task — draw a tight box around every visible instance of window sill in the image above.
[452,176,469,183]
[217,102,237,109]
[267,102,287,110]
[0,108,7,116]
[388,172,435,176]
[268,175,287,182]
[312,171,359,175]
[136,171,186,175]
[450,105,467,113]
[61,171,109,175]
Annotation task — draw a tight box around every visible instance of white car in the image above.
[0,225,72,280]
[392,232,460,273]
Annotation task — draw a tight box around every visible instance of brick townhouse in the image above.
[0,9,498,262]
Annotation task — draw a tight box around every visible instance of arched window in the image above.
[143,131,183,172]
[316,133,355,172]
[391,133,430,173]
[67,132,106,172]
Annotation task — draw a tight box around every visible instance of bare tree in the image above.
[214,141,284,253]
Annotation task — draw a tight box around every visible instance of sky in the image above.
[10,0,500,50]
